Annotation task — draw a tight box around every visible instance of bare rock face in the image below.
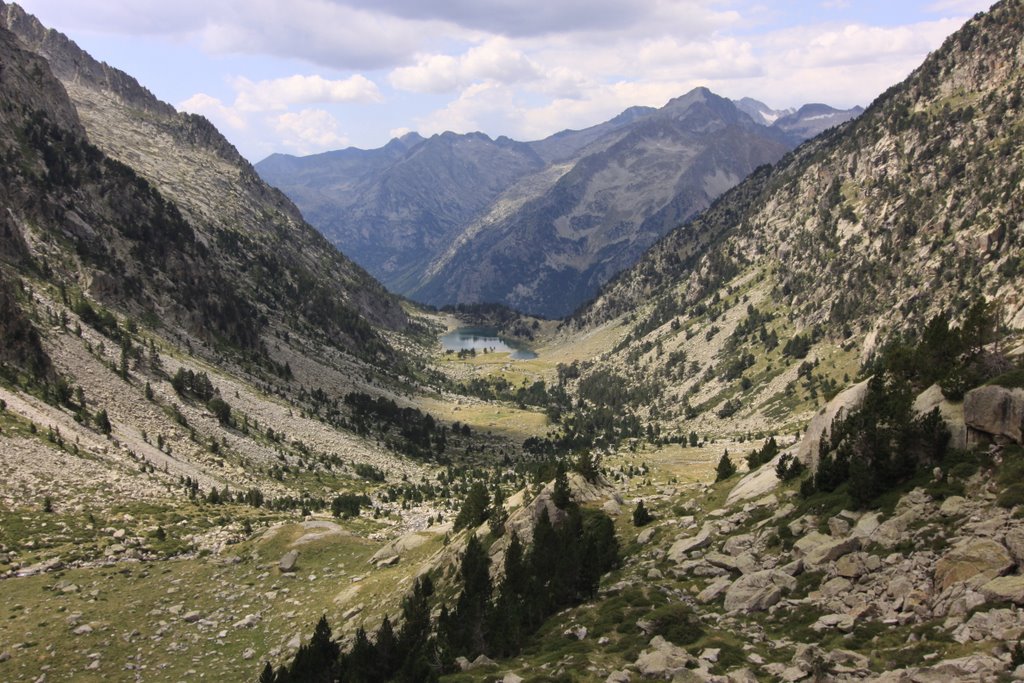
[964,385,1024,445]
[725,456,781,505]
[797,379,871,469]
[934,539,1013,591]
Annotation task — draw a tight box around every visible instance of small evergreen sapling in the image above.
[716,449,736,482]
[632,499,653,527]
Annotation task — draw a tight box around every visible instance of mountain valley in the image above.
[257,93,861,318]
[1,2,1024,683]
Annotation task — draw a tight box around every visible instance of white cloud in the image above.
[18,0,986,158]
[272,108,350,154]
[178,92,247,130]
[413,82,514,136]
[926,0,991,14]
[389,37,540,93]
[782,19,965,68]
[233,74,382,112]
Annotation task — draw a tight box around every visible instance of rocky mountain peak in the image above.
[0,1,174,119]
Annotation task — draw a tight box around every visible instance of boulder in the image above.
[913,384,967,450]
[634,636,694,678]
[667,524,714,562]
[935,538,1013,591]
[964,384,1024,445]
[850,512,882,539]
[797,379,871,469]
[940,496,968,517]
[804,536,860,569]
[636,527,656,545]
[234,614,260,629]
[722,533,755,556]
[723,570,794,612]
[980,575,1024,605]
[278,550,299,573]
[726,669,759,683]
[697,577,733,604]
[1005,528,1024,565]
[834,552,875,579]
[792,531,831,557]
[964,607,1024,640]
[820,577,852,598]
[726,458,780,505]
[827,516,851,537]
[468,654,496,670]
[705,552,742,573]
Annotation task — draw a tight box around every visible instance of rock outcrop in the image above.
[964,384,1024,445]
[796,379,871,469]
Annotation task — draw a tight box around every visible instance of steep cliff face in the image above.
[0,1,407,342]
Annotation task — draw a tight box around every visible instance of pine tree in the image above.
[374,615,398,680]
[553,461,572,508]
[288,615,338,683]
[715,449,736,482]
[574,450,600,481]
[632,499,653,527]
[526,508,558,627]
[454,482,490,530]
[452,533,492,656]
[258,662,276,683]
[95,408,112,435]
[340,627,375,681]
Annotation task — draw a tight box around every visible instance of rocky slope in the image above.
[1,1,408,350]
[258,90,859,317]
[556,0,1024,443]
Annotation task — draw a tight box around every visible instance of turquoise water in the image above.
[440,327,538,360]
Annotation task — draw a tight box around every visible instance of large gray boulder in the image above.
[803,536,861,569]
[934,538,1013,591]
[667,523,715,562]
[980,575,1024,605]
[723,570,795,612]
[797,378,871,469]
[279,550,299,573]
[964,384,1024,445]
[634,636,695,678]
[913,384,967,450]
[725,457,781,505]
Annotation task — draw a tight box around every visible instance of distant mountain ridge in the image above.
[258,91,862,317]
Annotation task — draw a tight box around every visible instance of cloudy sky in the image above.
[19,0,991,161]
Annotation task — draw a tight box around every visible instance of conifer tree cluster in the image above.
[261,505,619,682]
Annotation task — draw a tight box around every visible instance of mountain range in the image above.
[1,1,1023,682]
[257,93,862,317]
